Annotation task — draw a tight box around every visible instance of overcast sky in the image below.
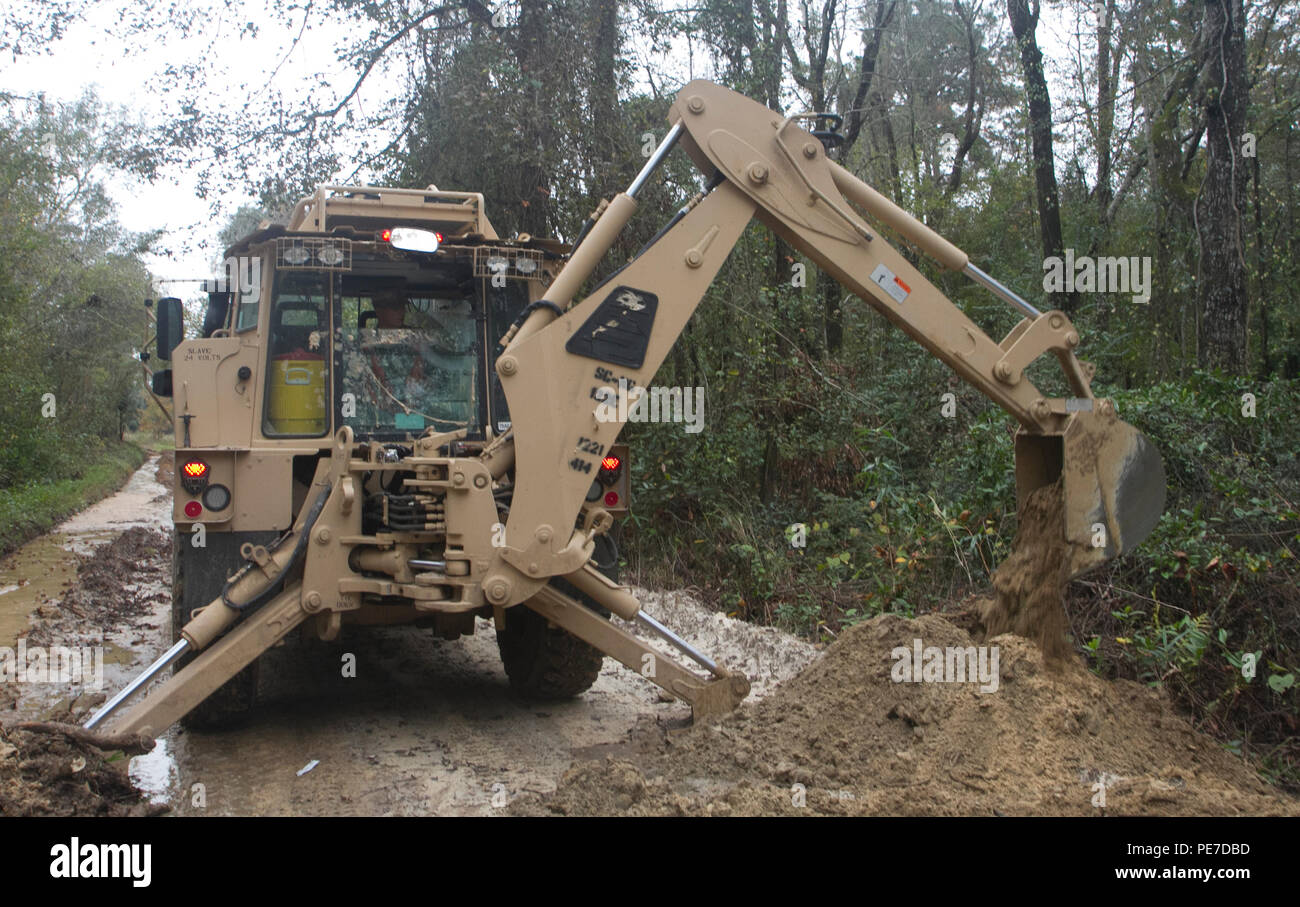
[0,1,370,299]
[0,1,1086,301]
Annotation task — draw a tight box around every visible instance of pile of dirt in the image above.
[24,527,169,650]
[511,612,1299,816]
[0,723,162,816]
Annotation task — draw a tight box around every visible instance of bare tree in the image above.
[1195,0,1250,373]
[945,0,986,195]
[1007,0,1075,311]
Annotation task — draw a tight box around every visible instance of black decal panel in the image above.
[565,286,658,369]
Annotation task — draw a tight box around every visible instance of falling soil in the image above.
[977,479,1074,662]
[511,613,1300,816]
[0,723,162,816]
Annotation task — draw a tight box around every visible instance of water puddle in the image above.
[58,456,172,537]
[130,735,179,806]
[102,643,135,665]
[0,456,170,650]
[0,534,82,649]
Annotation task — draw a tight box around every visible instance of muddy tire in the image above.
[172,532,258,730]
[495,533,617,700]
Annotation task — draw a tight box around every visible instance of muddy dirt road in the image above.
[3,456,1297,817]
[0,456,816,816]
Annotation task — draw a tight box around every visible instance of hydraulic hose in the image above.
[220,483,331,611]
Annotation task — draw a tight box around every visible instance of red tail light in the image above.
[180,458,211,496]
[601,456,620,471]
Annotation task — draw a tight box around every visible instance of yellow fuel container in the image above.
[267,354,326,434]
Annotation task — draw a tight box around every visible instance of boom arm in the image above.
[485,79,1164,609]
[85,79,1164,736]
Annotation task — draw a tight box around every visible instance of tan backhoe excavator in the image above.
[88,79,1164,737]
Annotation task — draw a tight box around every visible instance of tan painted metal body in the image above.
[100,80,1163,738]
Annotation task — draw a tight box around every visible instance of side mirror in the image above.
[151,370,173,397]
[156,296,184,360]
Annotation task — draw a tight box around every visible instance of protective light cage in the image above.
[179,459,210,496]
[473,246,544,280]
[276,237,353,271]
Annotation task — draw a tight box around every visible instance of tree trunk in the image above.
[945,0,983,197]
[817,0,896,356]
[589,0,621,189]
[843,1,897,153]
[1007,0,1075,312]
[1138,42,1200,379]
[1195,0,1250,374]
[821,279,842,354]
[1095,0,1116,220]
[513,0,555,237]
[1253,148,1268,377]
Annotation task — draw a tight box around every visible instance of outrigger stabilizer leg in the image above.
[86,435,748,736]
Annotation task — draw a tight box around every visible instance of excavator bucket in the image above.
[1014,407,1166,578]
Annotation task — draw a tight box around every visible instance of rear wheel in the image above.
[171,532,259,730]
[495,533,617,700]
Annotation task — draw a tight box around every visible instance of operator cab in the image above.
[337,270,482,438]
[196,186,554,446]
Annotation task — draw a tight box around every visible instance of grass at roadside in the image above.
[0,440,146,557]
[125,429,174,452]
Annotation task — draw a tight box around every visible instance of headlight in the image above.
[281,245,311,265]
[316,245,346,266]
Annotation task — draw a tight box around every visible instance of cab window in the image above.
[235,257,263,332]
[263,271,330,437]
[338,280,480,437]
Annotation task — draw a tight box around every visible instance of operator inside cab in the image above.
[373,293,406,329]
[368,291,426,385]
[341,283,478,436]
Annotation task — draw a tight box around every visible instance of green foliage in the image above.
[0,440,144,556]
[624,364,1300,781]
[1071,375,1300,785]
[0,93,153,492]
